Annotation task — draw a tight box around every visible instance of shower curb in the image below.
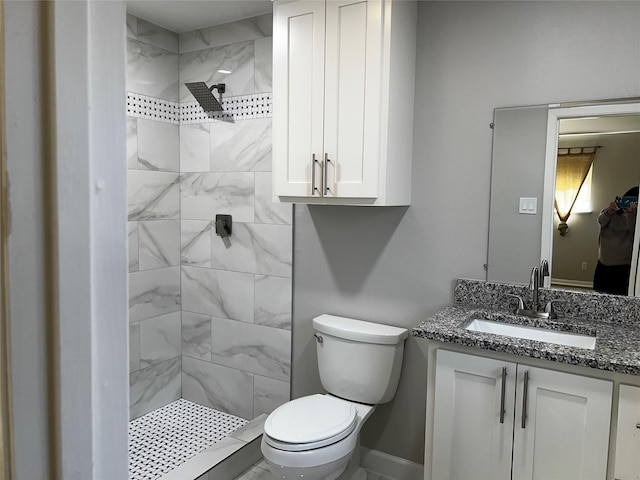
[159,414,266,480]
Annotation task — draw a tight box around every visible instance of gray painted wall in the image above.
[292,1,640,464]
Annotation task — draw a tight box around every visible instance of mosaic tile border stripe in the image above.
[126,92,273,124]
[181,93,273,123]
[129,398,248,480]
[126,93,180,124]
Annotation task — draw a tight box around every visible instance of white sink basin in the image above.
[465,318,596,350]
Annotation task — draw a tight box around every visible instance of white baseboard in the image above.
[360,447,423,480]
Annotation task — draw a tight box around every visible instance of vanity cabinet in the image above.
[614,384,640,480]
[272,0,416,205]
[431,350,612,480]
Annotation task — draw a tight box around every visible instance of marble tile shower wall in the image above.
[126,14,292,422]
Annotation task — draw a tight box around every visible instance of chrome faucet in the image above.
[507,264,566,318]
[529,266,543,315]
[507,266,550,318]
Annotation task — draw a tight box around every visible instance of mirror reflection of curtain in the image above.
[554,148,597,236]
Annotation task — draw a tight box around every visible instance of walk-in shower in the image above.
[126,8,290,479]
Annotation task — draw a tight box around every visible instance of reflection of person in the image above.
[594,186,639,295]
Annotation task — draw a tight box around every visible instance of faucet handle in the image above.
[544,300,566,319]
[507,294,525,312]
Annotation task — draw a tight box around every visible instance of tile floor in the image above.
[129,398,248,480]
[129,399,396,480]
[233,459,396,480]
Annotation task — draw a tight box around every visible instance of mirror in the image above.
[487,99,640,296]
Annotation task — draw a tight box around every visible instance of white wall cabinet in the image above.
[431,350,612,480]
[614,384,640,480]
[272,0,416,205]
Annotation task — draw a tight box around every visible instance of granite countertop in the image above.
[412,304,640,376]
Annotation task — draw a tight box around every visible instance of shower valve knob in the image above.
[215,214,232,238]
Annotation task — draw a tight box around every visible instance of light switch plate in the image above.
[519,197,537,214]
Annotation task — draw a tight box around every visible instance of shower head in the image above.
[185,82,226,113]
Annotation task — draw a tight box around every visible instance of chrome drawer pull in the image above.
[521,370,529,429]
[500,367,507,424]
[324,153,332,194]
[311,154,321,196]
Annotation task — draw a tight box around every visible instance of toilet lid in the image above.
[264,394,357,449]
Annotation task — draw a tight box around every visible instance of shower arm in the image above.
[209,83,226,95]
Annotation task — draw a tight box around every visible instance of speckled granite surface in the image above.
[412,279,640,376]
[453,279,640,326]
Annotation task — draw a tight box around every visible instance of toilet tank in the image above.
[312,314,409,404]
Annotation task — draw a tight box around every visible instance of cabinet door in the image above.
[512,366,612,480]
[614,384,640,480]
[323,0,382,199]
[431,350,515,480]
[273,1,326,197]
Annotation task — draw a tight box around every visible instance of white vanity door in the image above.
[614,384,640,480]
[323,0,382,199]
[431,350,516,480]
[511,365,612,480]
[272,0,326,198]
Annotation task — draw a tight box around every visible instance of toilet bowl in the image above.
[260,314,409,480]
[261,394,374,480]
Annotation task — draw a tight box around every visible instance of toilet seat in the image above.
[264,394,357,451]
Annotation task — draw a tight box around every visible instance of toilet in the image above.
[261,314,409,480]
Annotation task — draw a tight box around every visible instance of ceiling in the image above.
[126,0,273,33]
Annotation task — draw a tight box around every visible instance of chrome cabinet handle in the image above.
[324,153,332,195]
[311,154,321,196]
[311,154,317,195]
[521,370,529,429]
[500,367,507,424]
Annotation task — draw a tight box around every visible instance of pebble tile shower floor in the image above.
[129,398,248,480]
